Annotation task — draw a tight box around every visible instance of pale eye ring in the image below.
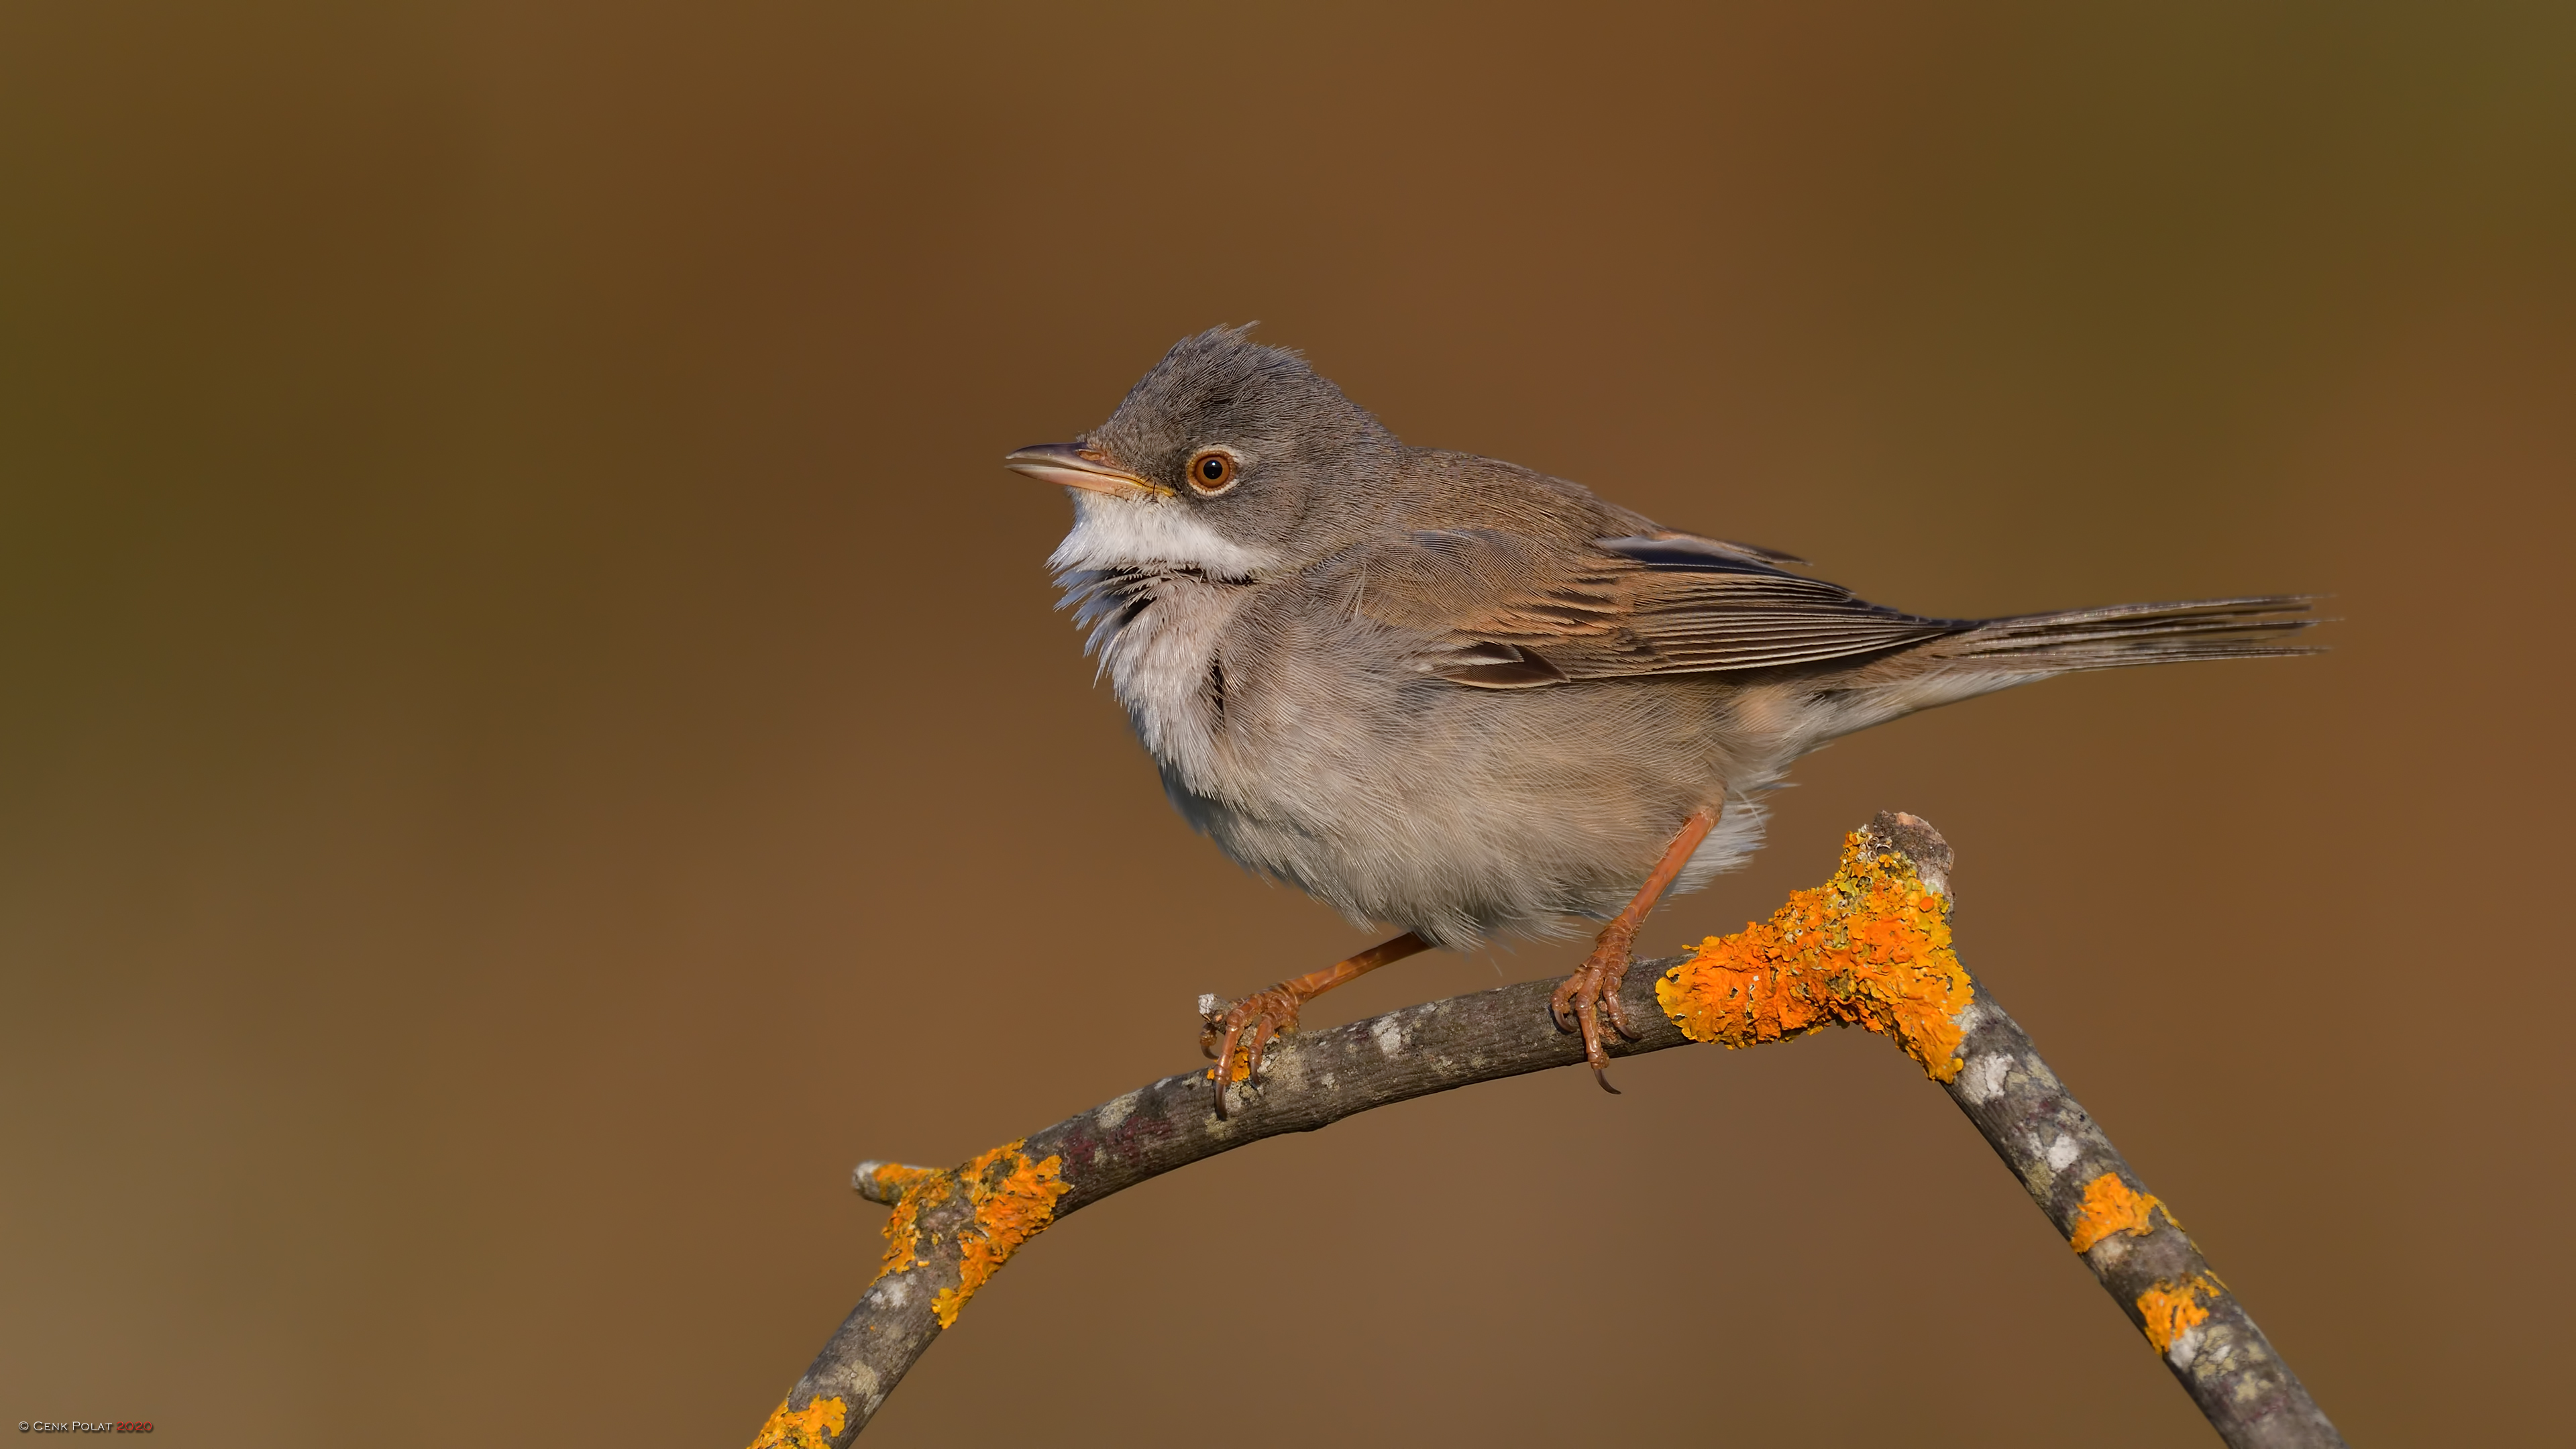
[1185,449,1238,494]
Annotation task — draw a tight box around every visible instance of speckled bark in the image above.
[1872,812,2343,1448]
[1942,994,2345,1447]
[765,814,2342,1448]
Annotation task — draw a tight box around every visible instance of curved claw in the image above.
[1245,1015,1280,1082]
[1552,930,1639,1094]
[1580,1001,1623,1094]
[1600,981,1641,1042]
[1203,985,1303,1119]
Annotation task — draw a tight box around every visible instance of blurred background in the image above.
[3,3,2569,1444]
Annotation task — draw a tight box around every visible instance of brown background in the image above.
[3,3,2570,1444]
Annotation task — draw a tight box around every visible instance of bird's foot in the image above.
[1191,932,1435,1118]
[1199,984,1305,1114]
[1551,926,1642,1093]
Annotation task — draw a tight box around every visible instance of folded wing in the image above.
[1342,528,1970,689]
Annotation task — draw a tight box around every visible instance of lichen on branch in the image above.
[867,1163,948,1280]
[748,1395,847,1449]
[2067,1172,2181,1254]
[1655,827,1973,1080]
[857,1142,1071,1331]
[931,1142,1071,1328]
[2138,1273,2222,1356]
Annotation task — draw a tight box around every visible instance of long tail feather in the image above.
[1937,594,2322,673]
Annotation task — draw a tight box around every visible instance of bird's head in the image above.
[1007,326,1400,579]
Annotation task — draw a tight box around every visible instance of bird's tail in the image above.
[1930,594,2323,673]
[1809,594,2321,745]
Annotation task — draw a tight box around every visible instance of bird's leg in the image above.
[1552,802,1721,1094]
[1202,931,1431,1108]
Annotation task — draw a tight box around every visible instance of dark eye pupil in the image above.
[1201,457,1224,480]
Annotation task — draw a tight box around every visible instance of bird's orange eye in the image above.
[1186,450,1237,494]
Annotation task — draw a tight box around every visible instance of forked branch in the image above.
[748,813,2345,1448]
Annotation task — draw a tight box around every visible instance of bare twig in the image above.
[747,814,2343,1448]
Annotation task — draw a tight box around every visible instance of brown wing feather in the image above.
[1342,529,1966,688]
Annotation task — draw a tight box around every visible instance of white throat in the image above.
[1046,492,1279,578]
[1048,492,1271,794]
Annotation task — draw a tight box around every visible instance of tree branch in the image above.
[747,813,2344,1448]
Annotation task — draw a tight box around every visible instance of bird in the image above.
[1005,326,2315,1104]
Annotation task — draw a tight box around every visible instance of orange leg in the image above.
[1550,802,1721,1093]
[1202,931,1431,1111]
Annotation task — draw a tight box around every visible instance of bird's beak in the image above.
[1002,443,1174,500]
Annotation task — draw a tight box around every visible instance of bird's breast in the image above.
[1094,578,1244,788]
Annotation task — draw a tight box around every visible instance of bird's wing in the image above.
[1342,528,1967,688]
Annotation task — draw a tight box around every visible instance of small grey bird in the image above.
[1007,327,2313,1100]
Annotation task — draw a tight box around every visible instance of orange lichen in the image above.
[1656,828,1974,1081]
[2137,1274,2221,1355]
[747,1394,847,1449]
[863,1144,1073,1327]
[870,1164,951,1282]
[927,1140,1072,1329]
[1210,1043,1254,1086]
[2066,1172,2182,1253]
